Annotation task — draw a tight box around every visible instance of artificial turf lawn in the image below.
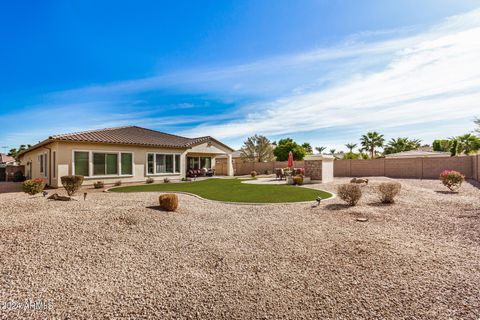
[110,178,333,203]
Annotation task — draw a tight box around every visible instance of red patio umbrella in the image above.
[287,151,294,168]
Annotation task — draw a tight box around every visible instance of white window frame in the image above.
[52,151,56,178]
[71,150,134,179]
[187,156,212,170]
[146,152,181,176]
[38,153,48,177]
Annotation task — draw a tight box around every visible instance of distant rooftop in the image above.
[0,153,16,164]
[385,149,450,158]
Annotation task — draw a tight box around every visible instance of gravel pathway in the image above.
[0,178,479,319]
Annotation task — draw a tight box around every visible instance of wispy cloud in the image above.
[3,9,480,149]
[176,9,480,142]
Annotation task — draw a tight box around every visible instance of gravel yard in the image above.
[1,178,479,319]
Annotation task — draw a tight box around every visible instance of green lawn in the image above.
[110,178,332,203]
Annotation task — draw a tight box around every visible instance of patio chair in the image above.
[275,168,285,180]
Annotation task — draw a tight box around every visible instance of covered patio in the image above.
[182,140,234,178]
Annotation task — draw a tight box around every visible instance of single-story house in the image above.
[17,126,234,187]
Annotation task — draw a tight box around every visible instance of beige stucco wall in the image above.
[19,142,59,186]
[20,140,232,187]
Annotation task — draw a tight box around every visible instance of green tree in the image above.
[7,144,31,160]
[384,137,421,154]
[450,139,460,156]
[239,135,275,162]
[432,139,452,152]
[329,149,336,155]
[360,132,385,158]
[315,146,326,154]
[343,152,361,160]
[273,138,307,161]
[301,143,313,154]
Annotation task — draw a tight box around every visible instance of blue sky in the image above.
[1,0,480,152]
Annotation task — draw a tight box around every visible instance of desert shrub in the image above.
[146,177,154,184]
[292,175,304,185]
[13,171,26,182]
[115,213,139,226]
[440,170,464,191]
[93,181,104,189]
[164,177,170,183]
[60,175,84,196]
[114,180,122,186]
[250,171,257,177]
[337,184,362,206]
[22,178,45,195]
[159,194,179,211]
[264,169,270,175]
[378,182,401,203]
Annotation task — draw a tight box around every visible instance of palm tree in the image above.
[456,133,480,154]
[329,148,336,155]
[315,146,326,154]
[345,143,357,153]
[384,137,421,154]
[360,132,385,158]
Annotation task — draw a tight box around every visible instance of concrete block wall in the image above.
[334,155,477,180]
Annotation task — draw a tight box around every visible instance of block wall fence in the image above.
[220,155,480,181]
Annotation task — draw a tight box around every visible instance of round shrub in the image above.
[250,171,257,178]
[60,175,84,196]
[293,175,304,185]
[337,184,362,206]
[440,170,464,191]
[164,177,170,183]
[114,180,122,186]
[378,182,401,203]
[146,177,154,184]
[93,181,105,189]
[22,178,45,195]
[159,194,179,211]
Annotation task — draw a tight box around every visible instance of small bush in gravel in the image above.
[440,170,464,191]
[93,181,104,189]
[378,182,401,203]
[22,178,45,195]
[114,180,122,186]
[251,171,257,178]
[159,194,179,211]
[61,175,84,196]
[293,175,304,185]
[264,169,270,175]
[146,177,154,184]
[164,177,170,183]
[116,214,139,226]
[337,184,362,206]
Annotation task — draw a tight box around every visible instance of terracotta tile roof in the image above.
[18,126,233,156]
[49,126,210,148]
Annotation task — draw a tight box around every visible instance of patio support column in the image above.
[227,154,234,176]
[180,152,187,179]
